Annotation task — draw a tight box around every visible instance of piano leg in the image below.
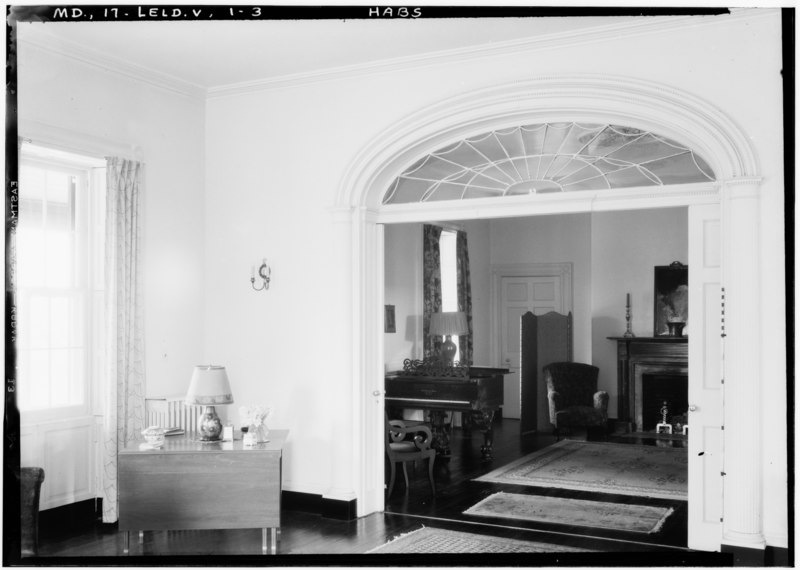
[428,410,452,456]
[470,410,496,461]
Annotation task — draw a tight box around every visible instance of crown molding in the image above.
[15,7,772,101]
[207,8,770,99]
[17,31,207,100]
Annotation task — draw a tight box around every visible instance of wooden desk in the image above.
[119,430,288,555]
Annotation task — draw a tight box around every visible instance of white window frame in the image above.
[16,146,105,425]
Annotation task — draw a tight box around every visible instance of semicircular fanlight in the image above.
[382,122,715,204]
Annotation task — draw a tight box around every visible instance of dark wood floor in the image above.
[24,419,733,566]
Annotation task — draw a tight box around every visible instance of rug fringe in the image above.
[649,506,675,534]
[366,525,427,553]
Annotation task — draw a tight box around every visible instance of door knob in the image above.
[372,390,382,397]
[688,405,698,412]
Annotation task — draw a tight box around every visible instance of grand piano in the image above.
[385,358,507,460]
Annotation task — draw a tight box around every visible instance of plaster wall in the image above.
[16,39,207,400]
[205,12,785,528]
[590,209,689,418]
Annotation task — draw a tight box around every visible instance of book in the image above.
[164,427,185,436]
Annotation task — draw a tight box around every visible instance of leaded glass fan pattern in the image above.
[383,123,715,204]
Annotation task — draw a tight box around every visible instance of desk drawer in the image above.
[119,452,281,530]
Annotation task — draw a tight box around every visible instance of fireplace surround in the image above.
[609,336,688,432]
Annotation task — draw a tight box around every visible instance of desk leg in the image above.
[262,528,267,554]
[123,531,130,554]
[270,528,277,554]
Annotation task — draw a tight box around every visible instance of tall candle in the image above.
[626,293,631,308]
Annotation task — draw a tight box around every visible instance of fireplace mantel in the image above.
[608,336,688,431]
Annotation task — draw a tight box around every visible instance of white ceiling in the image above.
[16,14,643,90]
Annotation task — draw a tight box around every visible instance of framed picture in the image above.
[384,305,396,333]
[654,261,688,336]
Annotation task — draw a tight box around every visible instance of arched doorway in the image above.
[339,75,759,553]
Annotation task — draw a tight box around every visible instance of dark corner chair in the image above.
[384,413,436,498]
[20,466,45,557]
[544,362,609,438]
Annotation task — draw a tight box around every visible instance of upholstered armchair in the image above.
[544,362,609,436]
[20,467,45,557]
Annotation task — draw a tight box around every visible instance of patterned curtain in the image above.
[102,158,146,523]
[422,224,442,359]
[456,230,473,365]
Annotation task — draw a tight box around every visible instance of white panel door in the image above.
[499,275,562,419]
[687,203,724,551]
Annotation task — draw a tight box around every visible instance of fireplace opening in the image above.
[641,374,688,432]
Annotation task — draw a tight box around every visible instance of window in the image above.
[383,122,716,204]
[16,145,106,420]
[438,228,460,362]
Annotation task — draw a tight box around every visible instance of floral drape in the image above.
[422,224,442,358]
[456,230,473,365]
[102,158,146,523]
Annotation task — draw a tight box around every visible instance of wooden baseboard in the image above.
[282,491,357,521]
[721,543,792,566]
[39,499,98,537]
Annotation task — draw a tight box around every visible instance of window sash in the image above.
[17,151,104,422]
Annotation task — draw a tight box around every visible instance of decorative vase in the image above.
[666,321,686,337]
[249,423,269,443]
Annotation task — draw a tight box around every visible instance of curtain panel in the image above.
[102,157,146,523]
[456,230,473,365]
[422,224,443,359]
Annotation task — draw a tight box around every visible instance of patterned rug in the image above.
[474,440,687,500]
[367,526,590,554]
[463,492,674,533]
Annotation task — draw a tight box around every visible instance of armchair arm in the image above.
[548,390,562,424]
[593,391,610,421]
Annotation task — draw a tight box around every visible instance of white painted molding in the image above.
[19,119,143,161]
[374,182,721,225]
[337,75,759,213]
[17,31,206,100]
[208,8,771,98]
[15,8,773,103]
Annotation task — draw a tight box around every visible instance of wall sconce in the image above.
[251,259,271,291]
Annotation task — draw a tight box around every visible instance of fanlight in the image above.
[383,123,715,204]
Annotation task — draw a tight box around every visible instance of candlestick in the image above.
[624,293,635,338]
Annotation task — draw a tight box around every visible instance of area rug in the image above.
[463,492,674,534]
[474,439,687,500]
[367,526,589,554]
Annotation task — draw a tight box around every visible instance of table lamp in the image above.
[185,365,234,442]
[430,311,469,365]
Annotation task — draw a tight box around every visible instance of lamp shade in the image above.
[430,311,469,336]
[185,365,234,406]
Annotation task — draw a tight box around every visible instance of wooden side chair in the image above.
[384,413,436,498]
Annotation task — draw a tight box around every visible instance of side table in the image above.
[119,430,288,555]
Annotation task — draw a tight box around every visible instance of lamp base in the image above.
[197,405,223,441]
[440,335,457,365]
